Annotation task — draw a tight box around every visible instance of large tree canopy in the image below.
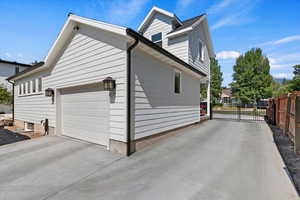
[230,48,272,104]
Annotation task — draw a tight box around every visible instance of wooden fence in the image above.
[267,92,300,154]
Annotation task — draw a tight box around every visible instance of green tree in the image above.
[270,80,290,97]
[210,58,223,103]
[200,58,223,103]
[230,48,272,104]
[0,84,12,104]
[288,65,300,91]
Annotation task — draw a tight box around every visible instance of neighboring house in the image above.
[7,7,214,155]
[221,88,233,104]
[0,59,31,90]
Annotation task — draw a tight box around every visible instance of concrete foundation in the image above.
[14,119,24,129]
[14,119,55,136]
[14,119,204,156]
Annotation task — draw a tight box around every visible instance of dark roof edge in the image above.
[0,59,32,67]
[7,62,45,81]
[126,28,206,77]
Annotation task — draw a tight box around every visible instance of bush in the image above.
[0,85,12,104]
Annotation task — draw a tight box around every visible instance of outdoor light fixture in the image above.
[103,77,116,91]
[45,88,54,97]
[45,88,55,104]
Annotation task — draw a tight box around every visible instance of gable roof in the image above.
[138,6,182,32]
[168,14,206,34]
[0,59,32,67]
[8,13,207,81]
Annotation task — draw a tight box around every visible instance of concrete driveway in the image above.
[0,120,298,200]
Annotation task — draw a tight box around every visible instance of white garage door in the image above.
[61,84,110,146]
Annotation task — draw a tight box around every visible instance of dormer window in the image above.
[151,32,162,47]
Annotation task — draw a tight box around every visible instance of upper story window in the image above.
[174,71,181,94]
[15,67,20,74]
[151,32,162,47]
[199,41,204,62]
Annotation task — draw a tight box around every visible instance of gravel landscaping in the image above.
[0,127,30,146]
[270,124,300,195]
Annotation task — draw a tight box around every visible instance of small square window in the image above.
[24,122,34,131]
[174,71,181,94]
[151,32,162,47]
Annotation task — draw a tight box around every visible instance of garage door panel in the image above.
[61,85,109,146]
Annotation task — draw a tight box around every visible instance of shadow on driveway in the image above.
[0,128,30,146]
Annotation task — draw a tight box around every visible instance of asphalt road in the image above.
[0,120,298,200]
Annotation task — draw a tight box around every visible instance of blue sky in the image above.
[0,0,300,86]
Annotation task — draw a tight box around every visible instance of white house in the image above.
[7,7,214,155]
[0,59,31,90]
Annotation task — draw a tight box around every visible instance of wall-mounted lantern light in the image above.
[45,88,55,104]
[103,77,116,91]
[45,88,54,97]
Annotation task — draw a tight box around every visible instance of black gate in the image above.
[212,103,266,121]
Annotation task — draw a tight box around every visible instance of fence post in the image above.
[294,96,300,154]
[285,94,291,135]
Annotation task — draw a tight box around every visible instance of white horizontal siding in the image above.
[188,23,210,75]
[14,71,54,125]
[132,49,200,139]
[14,24,127,142]
[165,34,189,63]
[142,13,173,48]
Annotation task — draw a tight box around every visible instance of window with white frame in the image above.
[38,78,42,92]
[32,79,36,93]
[23,83,26,94]
[151,32,162,47]
[27,81,31,94]
[199,41,204,61]
[24,122,34,131]
[174,71,181,94]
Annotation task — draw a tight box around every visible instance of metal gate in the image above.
[212,103,266,121]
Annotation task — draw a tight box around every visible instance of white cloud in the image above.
[269,52,300,69]
[257,35,300,47]
[206,0,235,14]
[17,53,23,58]
[216,51,240,59]
[272,73,293,79]
[211,15,242,30]
[4,52,11,58]
[211,0,260,30]
[104,0,150,25]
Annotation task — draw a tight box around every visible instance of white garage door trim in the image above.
[60,84,110,146]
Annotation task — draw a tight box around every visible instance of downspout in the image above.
[126,29,139,156]
[7,80,14,122]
